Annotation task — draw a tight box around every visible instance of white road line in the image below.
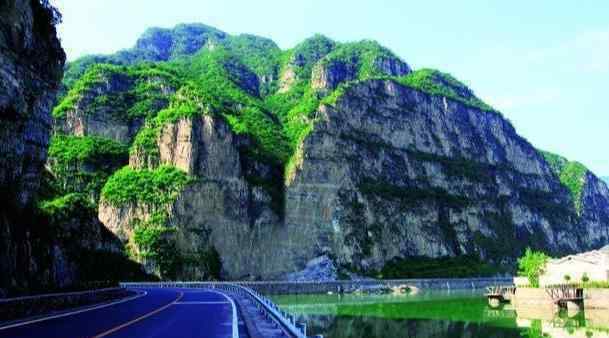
[0,290,147,331]
[174,301,230,305]
[206,290,239,338]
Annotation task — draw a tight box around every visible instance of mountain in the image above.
[602,177,609,185]
[3,18,609,293]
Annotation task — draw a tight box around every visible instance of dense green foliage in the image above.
[370,255,500,279]
[46,134,129,202]
[38,192,94,219]
[282,34,336,79]
[126,48,291,165]
[225,34,281,94]
[61,23,227,91]
[132,214,181,279]
[517,248,550,287]
[101,166,194,279]
[541,150,589,214]
[58,27,500,181]
[49,134,128,165]
[61,55,117,92]
[53,63,181,120]
[101,166,193,207]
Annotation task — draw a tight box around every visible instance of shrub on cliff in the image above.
[101,166,194,207]
[541,150,589,214]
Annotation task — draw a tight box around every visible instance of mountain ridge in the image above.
[3,19,608,292]
[53,22,609,280]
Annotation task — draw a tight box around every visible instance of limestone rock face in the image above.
[100,115,294,279]
[57,26,609,281]
[284,80,590,272]
[98,79,609,280]
[579,173,609,245]
[311,54,410,93]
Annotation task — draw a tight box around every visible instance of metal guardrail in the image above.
[119,282,309,338]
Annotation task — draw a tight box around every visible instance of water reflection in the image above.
[271,291,609,338]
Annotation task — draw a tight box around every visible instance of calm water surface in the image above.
[271,290,609,338]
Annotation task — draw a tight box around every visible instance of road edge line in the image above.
[0,290,147,331]
[207,290,239,338]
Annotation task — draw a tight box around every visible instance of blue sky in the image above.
[53,0,609,174]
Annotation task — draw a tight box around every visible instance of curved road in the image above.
[0,288,242,338]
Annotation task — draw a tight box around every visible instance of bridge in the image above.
[484,285,516,307]
[545,284,584,311]
[0,282,313,338]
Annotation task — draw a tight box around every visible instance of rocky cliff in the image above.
[52,23,609,281]
[0,0,65,295]
[0,1,147,296]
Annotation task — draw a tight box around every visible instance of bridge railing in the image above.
[119,282,309,338]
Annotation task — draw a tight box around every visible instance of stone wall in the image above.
[584,288,609,309]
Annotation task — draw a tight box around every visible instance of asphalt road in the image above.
[0,288,239,338]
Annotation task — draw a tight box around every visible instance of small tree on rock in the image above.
[517,248,550,288]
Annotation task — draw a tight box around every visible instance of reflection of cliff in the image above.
[297,314,523,338]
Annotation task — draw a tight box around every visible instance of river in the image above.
[272,290,609,337]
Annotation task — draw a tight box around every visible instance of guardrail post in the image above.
[296,322,307,336]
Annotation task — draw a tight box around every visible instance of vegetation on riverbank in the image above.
[367,255,502,279]
[517,248,550,287]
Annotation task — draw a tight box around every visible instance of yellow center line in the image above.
[92,291,184,338]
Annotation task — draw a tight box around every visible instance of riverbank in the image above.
[239,277,513,295]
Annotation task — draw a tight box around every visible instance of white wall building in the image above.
[539,245,609,286]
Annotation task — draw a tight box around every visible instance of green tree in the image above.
[517,248,550,287]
